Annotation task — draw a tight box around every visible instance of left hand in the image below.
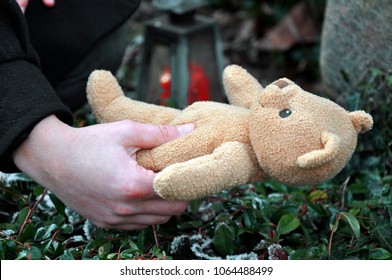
[16,0,55,13]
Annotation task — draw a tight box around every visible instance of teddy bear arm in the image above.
[296,132,341,169]
[153,141,260,200]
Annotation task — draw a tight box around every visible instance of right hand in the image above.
[13,115,194,230]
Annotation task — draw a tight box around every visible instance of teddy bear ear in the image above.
[271,78,295,89]
[223,64,263,109]
[349,111,373,134]
[296,132,340,169]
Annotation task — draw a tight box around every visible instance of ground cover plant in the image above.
[1,0,391,260]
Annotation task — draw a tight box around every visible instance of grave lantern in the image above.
[136,0,225,108]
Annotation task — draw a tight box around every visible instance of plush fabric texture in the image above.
[86,65,373,200]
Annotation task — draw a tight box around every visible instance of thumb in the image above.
[120,121,194,149]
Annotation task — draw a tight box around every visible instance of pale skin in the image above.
[13,115,194,230]
[16,0,55,13]
[13,0,193,230]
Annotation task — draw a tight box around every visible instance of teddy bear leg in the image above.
[136,127,217,171]
[86,70,181,124]
[107,97,181,124]
[152,141,260,200]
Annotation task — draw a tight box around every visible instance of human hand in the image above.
[16,0,55,13]
[13,115,194,230]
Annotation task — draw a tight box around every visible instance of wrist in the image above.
[12,115,74,182]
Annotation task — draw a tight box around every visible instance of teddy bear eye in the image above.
[279,109,292,118]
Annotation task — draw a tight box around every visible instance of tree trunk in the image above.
[320,0,392,97]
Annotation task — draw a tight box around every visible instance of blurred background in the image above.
[117,0,326,102]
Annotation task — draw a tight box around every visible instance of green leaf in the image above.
[27,246,42,260]
[5,240,16,251]
[0,242,5,260]
[33,186,45,197]
[358,208,372,229]
[136,228,154,251]
[16,246,42,260]
[277,214,300,235]
[49,194,65,214]
[340,212,360,239]
[35,224,58,241]
[98,242,112,259]
[308,190,328,202]
[18,222,36,243]
[370,217,392,252]
[387,75,392,87]
[272,205,299,223]
[266,180,288,193]
[177,220,203,230]
[16,250,28,260]
[243,208,257,228]
[16,207,29,225]
[188,199,202,214]
[370,248,392,260]
[107,253,118,260]
[120,249,134,259]
[61,224,74,234]
[290,244,328,260]
[60,250,75,260]
[51,241,64,258]
[127,240,140,252]
[213,222,236,256]
[41,239,53,255]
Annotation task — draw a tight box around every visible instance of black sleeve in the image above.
[0,0,73,173]
[25,0,141,87]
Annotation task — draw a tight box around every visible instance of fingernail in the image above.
[176,123,195,136]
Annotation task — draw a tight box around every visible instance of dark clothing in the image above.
[25,0,140,109]
[0,0,141,172]
[51,20,131,111]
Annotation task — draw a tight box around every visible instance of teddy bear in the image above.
[86,64,373,200]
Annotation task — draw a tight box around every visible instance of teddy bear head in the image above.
[247,78,372,186]
[223,65,372,186]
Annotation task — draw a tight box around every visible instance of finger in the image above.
[121,163,158,200]
[139,199,189,216]
[119,120,194,149]
[43,0,55,7]
[114,198,188,216]
[103,214,179,230]
[122,214,172,226]
[104,222,159,231]
[91,196,188,230]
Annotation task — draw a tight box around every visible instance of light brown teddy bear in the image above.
[86,65,373,200]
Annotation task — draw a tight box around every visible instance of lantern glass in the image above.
[188,29,222,103]
[145,44,170,105]
[137,13,225,108]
